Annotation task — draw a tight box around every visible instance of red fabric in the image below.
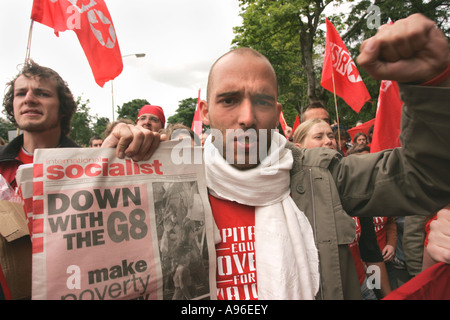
[348,217,365,285]
[279,111,288,135]
[373,216,388,251]
[137,105,166,126]
[191,89,202,136]
[321,18,371,113]
[370,80,403,153]
[421,65,450,86]
[0,151,33,189]
[0,266,11,300]
[292,114,300,133]
[209,195,258,300]
[383,262,450,300]
[31,0,123,87]
[347,118,376,141]
[424,213,438,247]
[17,148,34,165]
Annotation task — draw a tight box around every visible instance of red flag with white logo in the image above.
[321,18,370,113]
[191,89,202,136]
[31,0,123,87]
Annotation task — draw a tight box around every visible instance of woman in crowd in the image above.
[293,119,337,150]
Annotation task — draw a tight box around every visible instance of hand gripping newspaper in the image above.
[18,139,217,300]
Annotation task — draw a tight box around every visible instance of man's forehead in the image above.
[214,51,271,74]
[305,108,329,119]
[209,54,277,93]
[15,74,57,88]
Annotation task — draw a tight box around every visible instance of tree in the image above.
[69,96,94,146]
[116,98,150,121]
[92,116,110,138]
[167,97,198,127]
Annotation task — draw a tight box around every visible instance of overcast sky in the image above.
[0,0,243,122]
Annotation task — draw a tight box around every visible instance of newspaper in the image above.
[29,140,216,300]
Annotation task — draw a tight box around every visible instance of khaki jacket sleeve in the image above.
[330,85,450,218]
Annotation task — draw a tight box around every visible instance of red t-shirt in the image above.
[17,148,34,165]
[208,195,258,300]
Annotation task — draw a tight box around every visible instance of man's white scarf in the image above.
[204,132,320,300]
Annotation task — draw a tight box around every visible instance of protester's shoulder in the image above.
[285,142,342,173]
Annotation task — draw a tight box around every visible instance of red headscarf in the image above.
[136,105,165,127]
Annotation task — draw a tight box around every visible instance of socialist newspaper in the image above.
[28,140,216,300]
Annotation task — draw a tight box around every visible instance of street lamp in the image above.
[122,53,146,58]
[111,53,146,121]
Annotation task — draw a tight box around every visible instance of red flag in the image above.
[191,89,202,136]
[292,114,300,133]
[321,18,370,113]
[279,111,288,135]
[31,0,123,87]
[369,20,402,153]
[347,118,376,142]
[370,80,403,153]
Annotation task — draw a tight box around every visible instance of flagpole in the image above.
[25,20,34,65]
[331,72,341,146]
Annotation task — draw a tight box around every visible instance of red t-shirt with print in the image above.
[208,195,258,300]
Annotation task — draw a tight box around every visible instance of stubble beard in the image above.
[208,126,273,171]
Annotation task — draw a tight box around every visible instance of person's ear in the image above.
[199,100,210,125]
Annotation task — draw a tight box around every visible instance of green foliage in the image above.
[167,97,198,127]
[69,96,94,146]
[68,97,128,146]
[92,117,110,138]
[116,98,150,122]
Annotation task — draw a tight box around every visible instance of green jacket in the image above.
[288,84,450,299]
